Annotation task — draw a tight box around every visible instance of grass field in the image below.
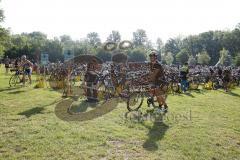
[0,65,240,160]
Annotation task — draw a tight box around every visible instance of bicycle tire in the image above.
[9,75,20,87]
[127,92,144,111]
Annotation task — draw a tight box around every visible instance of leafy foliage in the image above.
[234,53,240,66]
[188,55,197,66]
[128,47,147,62]
[176,49,189,64]
[132,29,147,47]
[107,31,121,43]
[163,52,174,65]
[197,51,211,65]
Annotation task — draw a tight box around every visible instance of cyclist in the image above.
[147,51,168,113]
[14,58,21,70]
[20,55,33,85]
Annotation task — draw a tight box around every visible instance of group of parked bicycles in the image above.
[41,55,240,112]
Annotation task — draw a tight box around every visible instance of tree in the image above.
[156,38,163,51]
[234,53,240,66]
[27,32,48,48]
[188,55,197,66]
[156,38,163,61]
[163,52,174,65]
[96,49,112,62]
[73,39,96,55]
[132,29,147,47]
[145,40,153,50]
[0,27,10,58]
[229,29,240,57]
[176,49,189,64]
[107,31,121,43]
[164,38,182,63]
[235,23,240,30]
[0,0,4,22]
[198,31,222,65]
[44,39,63,62]
[197,51,211,65]
[224,54,233,66]
[128,48,146,62]
[0,0,10,58]
[87,32,101,47]
[181,35,203,57]
[218,48,233,66]
[11,34,29,47]
[4,45,33,59]
[60,35,72,43]
[60,34,74,50]
[219,48,229,64]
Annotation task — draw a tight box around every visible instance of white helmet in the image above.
[22,55,27,59]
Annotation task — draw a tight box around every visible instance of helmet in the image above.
[22,55,27,59]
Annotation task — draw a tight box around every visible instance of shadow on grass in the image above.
[226,91,240,98]
[170,89,206,97]
[142,121,169,151]
[18,100,61,118]
[190,89,205,94]
[8,90,26,94]
[169,92,183,96]
[18,107,44,118]
[0,86,22,92]
[184,92,195,98]
[217,89,240,98]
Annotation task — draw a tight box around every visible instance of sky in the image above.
[1,0,240,43]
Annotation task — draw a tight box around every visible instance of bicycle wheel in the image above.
[9,75,20,87]
[127,92,144,111]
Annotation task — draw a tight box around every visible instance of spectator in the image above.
[4,56,10,74]
[180,62,189,92]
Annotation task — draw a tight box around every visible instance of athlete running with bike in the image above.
[20,55,33,85]
[147,51,168,113]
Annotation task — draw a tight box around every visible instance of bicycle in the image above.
[9,69,29,87]
[126,75,169,112]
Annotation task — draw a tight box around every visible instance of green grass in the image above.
[0,65,240,160]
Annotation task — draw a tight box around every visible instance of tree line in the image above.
[0,1,240,66]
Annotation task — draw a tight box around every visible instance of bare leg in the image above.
[23,74,26,85]
[6,68,9,74]
[28,75,32,84]
[157,94,168,113]
[156,95,166,106]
